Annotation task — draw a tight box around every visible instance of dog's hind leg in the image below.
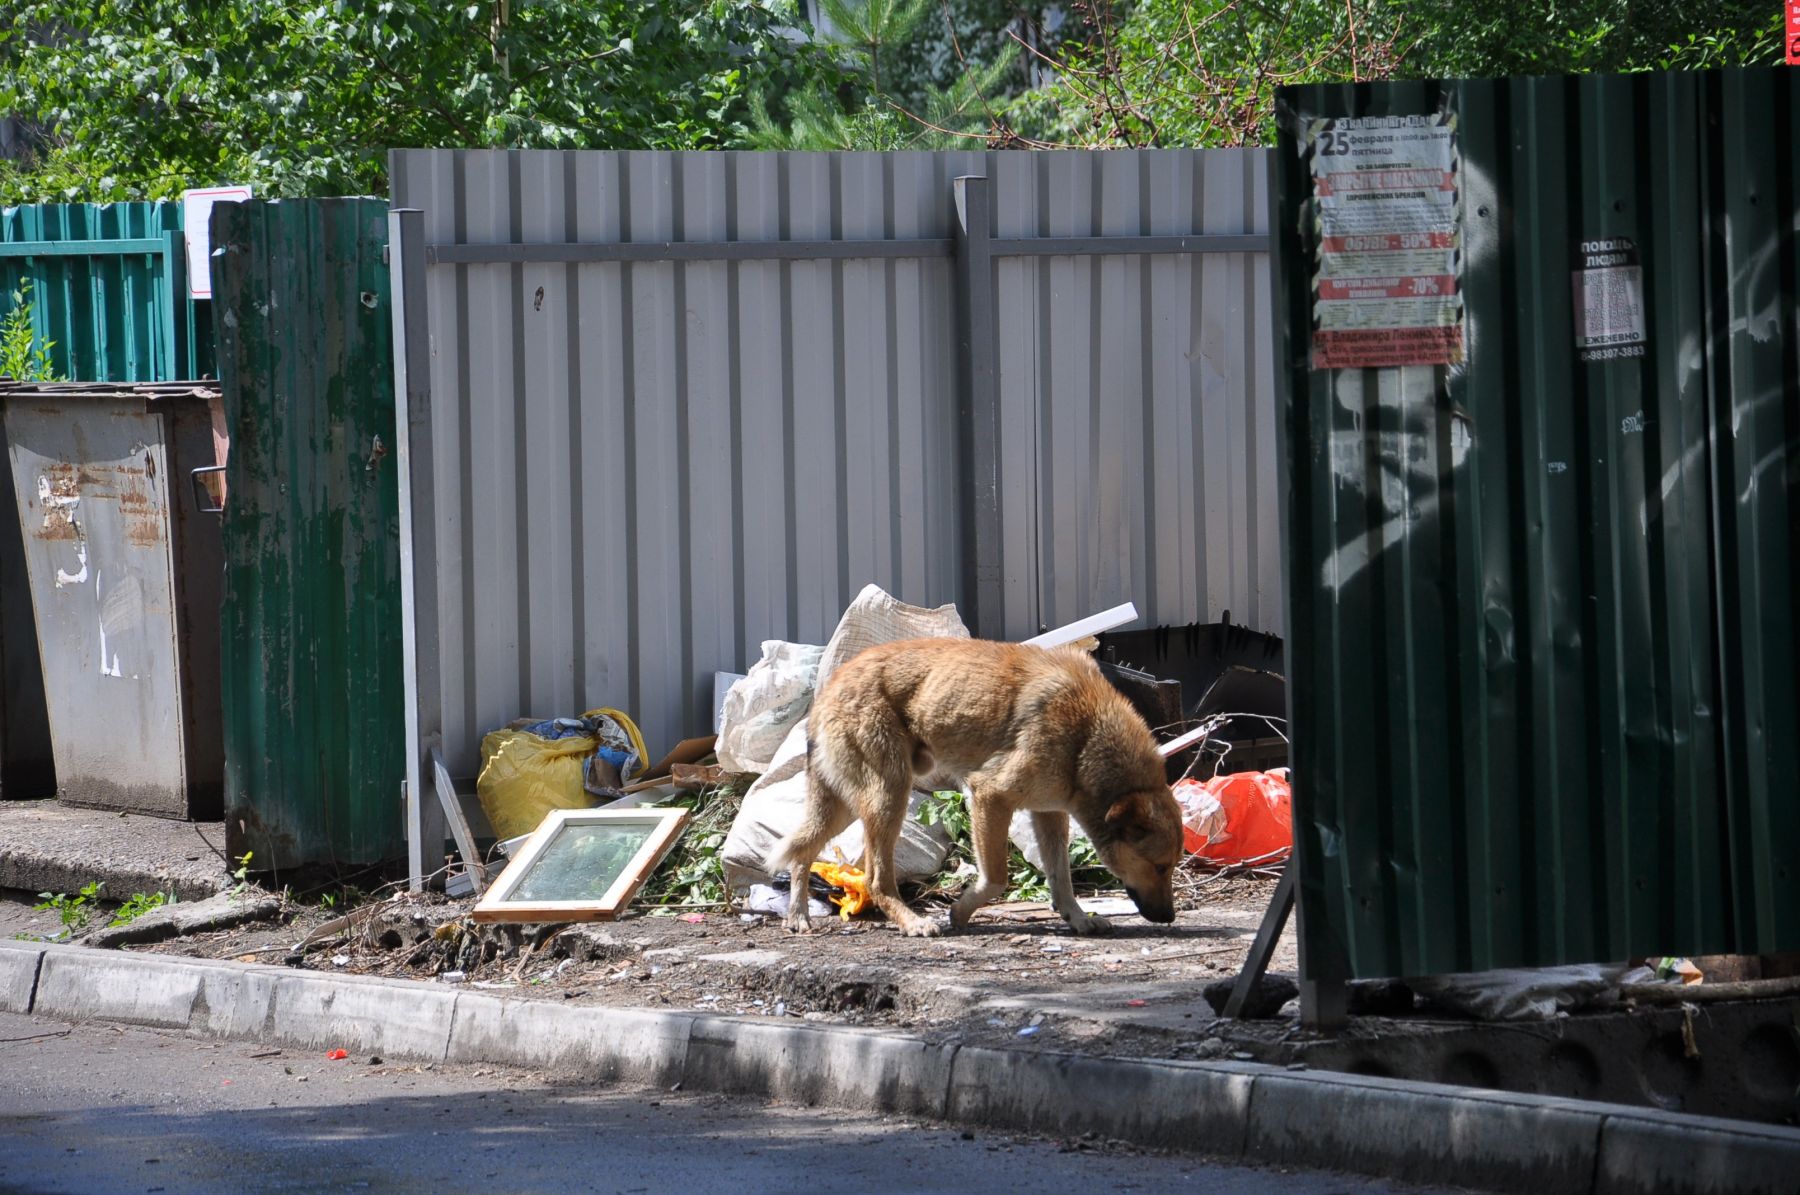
[1031,810,1112,936]
[770,770,856,934]
[949,793,1014,931]
[859,778,942,938]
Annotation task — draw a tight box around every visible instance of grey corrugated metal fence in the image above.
[1273,68,1799,990]
[387,149,1276,834]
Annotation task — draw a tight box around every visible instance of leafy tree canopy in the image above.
[0,0,825,201]
[996,0,1787,149]
[1,0,1786,195]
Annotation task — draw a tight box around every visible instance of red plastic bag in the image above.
[1175,769,1292,863]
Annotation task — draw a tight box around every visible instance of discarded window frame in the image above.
[471,807,689,923]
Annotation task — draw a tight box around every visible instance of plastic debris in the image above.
[744,883,831,919]
[809,860,871,918]
[326,1049,348,1061]
[1410,964,1628,1021]
[1655,957,1704,985]
[1176,770,1293,863]
[679,912,706,924]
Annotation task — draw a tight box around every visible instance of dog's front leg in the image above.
[949,795,1013,931]
[1032,810,1112,935]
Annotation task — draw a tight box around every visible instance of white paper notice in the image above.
[1307,113,1464,370]
[1572,237,1646,362]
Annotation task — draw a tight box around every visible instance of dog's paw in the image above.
[1066,911,1113,936]
[898,916,943,938]
[782,916,815,935]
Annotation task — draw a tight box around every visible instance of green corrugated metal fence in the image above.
[0,202,212,381]
[211,199,404,870]
[1273,68,1799,983]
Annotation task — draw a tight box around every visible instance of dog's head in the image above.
[1093,787,1184,924]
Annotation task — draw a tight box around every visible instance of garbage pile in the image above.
[461,581,1296,926]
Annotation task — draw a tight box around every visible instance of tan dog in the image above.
[769,637,1185,937]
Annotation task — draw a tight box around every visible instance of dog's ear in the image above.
[1105,792,1149,830]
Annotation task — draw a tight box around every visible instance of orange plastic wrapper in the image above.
[810,861,872,919]
[1176,768,1292,863]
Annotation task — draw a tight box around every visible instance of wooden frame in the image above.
[471,807,689,923]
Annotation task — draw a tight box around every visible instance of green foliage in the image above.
[0,1,825,201]
[816,0,933,94]
[22,884,169,941]
[996,1,1788,149]
[1651,10,1787,70]
[1400,0,1784,77]
[638,779,748,909]
[749,0,1020,150]
[108,890,170,928]
[2,281,61,381]
[917,790,1110,903]
[31,882,103,940]
[1002,0,1413,149]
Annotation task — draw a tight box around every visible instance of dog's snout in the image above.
[1126,886,1177,924]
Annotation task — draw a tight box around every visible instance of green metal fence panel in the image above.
[0,202,212,381]
[211,198,404,870]
[1272,68,1799,983]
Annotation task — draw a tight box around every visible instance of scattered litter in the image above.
[1124,999,1147,1008]
[326,1049,349,1061]
[722,584,965,892]
[717,641,825,773]
[1655,957,1704,985]
[1017,1026,1041,1037]
[987,1018,1007,1027]
[679,913,706,924]
[810,861,872,919]
[368,1055,383,1065]
[1041,943,1065,954]
[331,954,350,968]
[439,970,467,984]
[1410,964,1628,1021]
[744,883,831,919]
[475,708,649,840]
[1176,770,1292,863]
[472,806,690,924]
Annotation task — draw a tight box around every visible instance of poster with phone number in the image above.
[1308,112,1465,370]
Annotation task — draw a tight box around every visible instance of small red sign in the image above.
[1789,3,1799,66]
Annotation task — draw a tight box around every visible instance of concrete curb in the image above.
[4,940,1796,1195]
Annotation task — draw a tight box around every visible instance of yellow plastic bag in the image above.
[810,861,872,919]
[475,708,648,841]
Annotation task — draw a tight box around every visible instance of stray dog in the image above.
[769,638,1185,937]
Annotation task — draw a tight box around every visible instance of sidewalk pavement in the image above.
[3,938,1795,1195]
[0,800,229,903]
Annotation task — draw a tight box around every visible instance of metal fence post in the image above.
[387,208,445,892]
[161,229,188,379]
[952,174,1002,638]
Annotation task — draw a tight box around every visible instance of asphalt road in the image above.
[0,1011,1462,1195]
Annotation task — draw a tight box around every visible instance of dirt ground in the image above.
[105,871,1302,1060]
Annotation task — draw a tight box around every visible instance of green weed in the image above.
[32,881,102,940]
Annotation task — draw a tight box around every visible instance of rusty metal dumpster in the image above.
[0,380,225,818]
